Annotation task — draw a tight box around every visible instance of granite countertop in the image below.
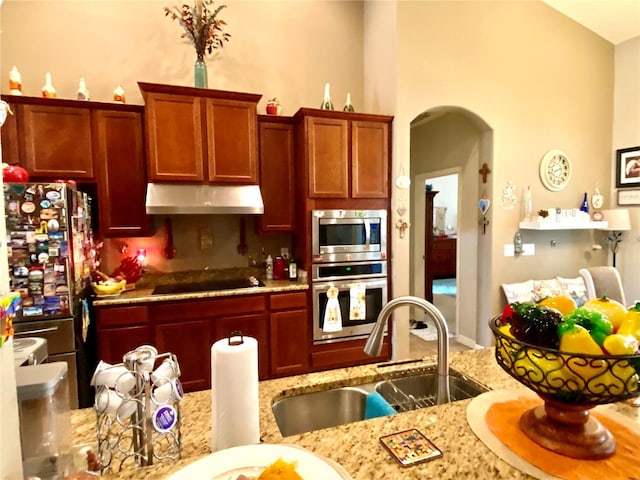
[70,348,640,479]
[93,268,308,306]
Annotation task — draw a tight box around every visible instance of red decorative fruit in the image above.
[2,163,29,183]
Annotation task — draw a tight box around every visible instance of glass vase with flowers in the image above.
[164,0,231,88]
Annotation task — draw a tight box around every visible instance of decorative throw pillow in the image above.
[533,278,564,302]
[556,276,588,307]
[501,280,535,304]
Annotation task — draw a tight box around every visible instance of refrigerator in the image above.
[5,182,97,408]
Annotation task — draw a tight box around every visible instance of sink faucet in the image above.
[364,296,451,404]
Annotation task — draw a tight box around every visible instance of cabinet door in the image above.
[97,326,151,365]
[306,117,349,198]
[22,104,94,179]
[351,120,389,198]
[270,309,308,377]
[0,101,20,166]
[215,313,269,379]
[155,319,212,392]
[258,119,294,231]
[93,109,150,237]
[144,93,205,181]
[206,99,258,183]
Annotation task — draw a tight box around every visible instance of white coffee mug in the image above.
[151,358,180,382]
[151,378,184,405]
[92,361,136,393]
[95,388,137,418]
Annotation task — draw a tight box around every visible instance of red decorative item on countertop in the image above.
[111,256,142,284]
[2,163,29,183]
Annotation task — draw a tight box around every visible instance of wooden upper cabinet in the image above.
[306,116,349,198]
[207,99,258,183]
[258,116,295,232]
[22,103,94,179]
[139,82,261,184]
[295,109,393,200]
[351,120,389,198]
[143,92,205,182]
[93,108,151,237]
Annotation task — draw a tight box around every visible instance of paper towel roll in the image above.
[211,334,260,452]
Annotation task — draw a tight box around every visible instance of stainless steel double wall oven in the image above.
[311,209,389,344]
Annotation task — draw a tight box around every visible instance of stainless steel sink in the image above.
[272,386,373,436]
[271,366,489,436]
[375,367,489,411]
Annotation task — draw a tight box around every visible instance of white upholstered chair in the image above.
[578,267,627,306]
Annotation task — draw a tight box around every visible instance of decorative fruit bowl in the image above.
[490,315,640,459]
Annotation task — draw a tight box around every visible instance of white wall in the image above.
[395,1,614,337]
[613,36,640,303]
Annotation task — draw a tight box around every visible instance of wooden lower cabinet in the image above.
[155,319,212,392]
[96,306,151,364]
[269,292,309,377]
[214,312,269,380]
[97,326,151,365]
[95,290,312,392]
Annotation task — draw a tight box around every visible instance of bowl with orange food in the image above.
[490,296,640,459]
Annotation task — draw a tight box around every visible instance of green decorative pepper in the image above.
[562,307,613,347]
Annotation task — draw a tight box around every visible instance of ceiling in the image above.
[541,0,640,45]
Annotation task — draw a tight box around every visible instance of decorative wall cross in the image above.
[479,163,491,183]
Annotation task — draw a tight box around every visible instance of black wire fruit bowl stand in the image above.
[489,316,640,459]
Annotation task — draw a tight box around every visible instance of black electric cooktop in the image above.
[152,277,264,295]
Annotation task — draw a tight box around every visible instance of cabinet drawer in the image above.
[311,340,390,369]
[269,292,307,310]
[97,306,149,328]
[151,295,266,323]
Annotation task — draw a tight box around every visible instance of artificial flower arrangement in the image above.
[164,0,231,57]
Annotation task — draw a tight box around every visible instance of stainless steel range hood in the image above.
[145,183,264,215]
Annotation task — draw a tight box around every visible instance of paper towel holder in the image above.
[228,331,245,346]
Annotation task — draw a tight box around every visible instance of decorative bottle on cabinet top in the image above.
[42,72,56,98]
[320,83,334,110]
[8,66,22,95]
[343,92,355,112]
[76,78,90,100]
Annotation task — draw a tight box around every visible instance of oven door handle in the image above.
[364,219,371,247]
[14,326,59,336]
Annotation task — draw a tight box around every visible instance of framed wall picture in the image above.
[617,189,640,206]
[615,146,640,188]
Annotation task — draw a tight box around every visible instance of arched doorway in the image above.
[409,106,493,348]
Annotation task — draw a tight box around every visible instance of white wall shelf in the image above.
[518,221,608,230]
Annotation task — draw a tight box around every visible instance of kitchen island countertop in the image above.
[71,348,640,479]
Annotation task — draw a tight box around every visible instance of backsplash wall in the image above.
[100,214,292,276]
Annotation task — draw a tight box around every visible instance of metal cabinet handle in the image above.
[14,326,59,336]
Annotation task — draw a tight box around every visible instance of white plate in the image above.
[166,444,347,480]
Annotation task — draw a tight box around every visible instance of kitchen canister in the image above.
[210,332,260,452]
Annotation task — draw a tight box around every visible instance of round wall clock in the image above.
[540,149,571,191]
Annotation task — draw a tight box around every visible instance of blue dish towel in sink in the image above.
[365,391,397,419]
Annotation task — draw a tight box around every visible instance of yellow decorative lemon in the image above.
[583,296,627,332]
[538,295,577,316]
